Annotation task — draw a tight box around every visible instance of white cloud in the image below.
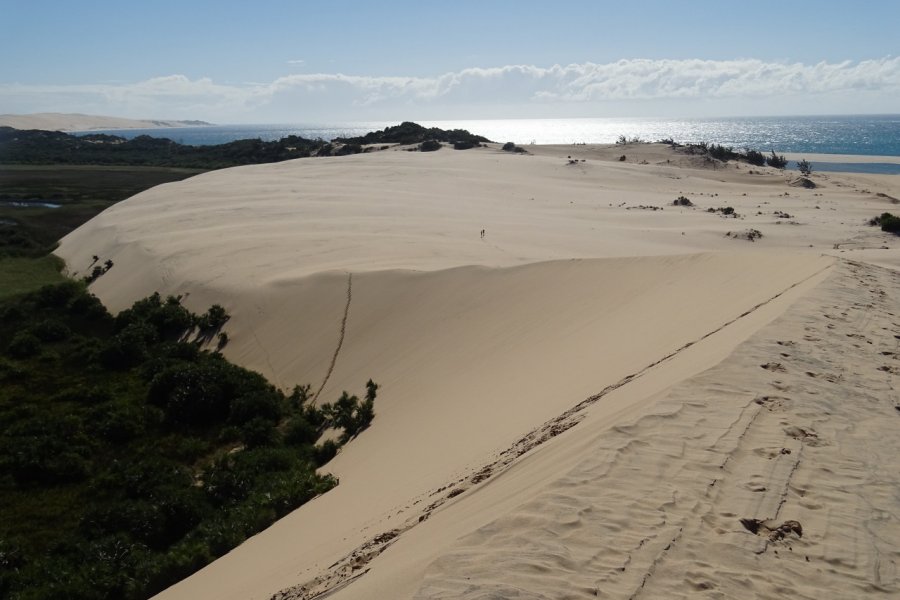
[287,59,305,65]
[1,57,898,121]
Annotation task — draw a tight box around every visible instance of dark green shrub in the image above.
[31,318,72,342]
[879,212,900,234]
[285,416,318,446]
[240,417,279,448]
[333,121,490,146]
[314,439,339,466]
[0,303,25,323]
[502,142,516,151]
[116,293,194,339]
[229,391,282,426]
[101,322,158,369]
[31,280,82,309]
[89,403,145,443]
[148,363,229,428]
[766,151,788,169]
[708,144,737,161]
[6,332,41,358]
[198,304,229,331]
[743,149,766,166]
[797,159,812,176]
[419,140,442,152]
[333,143,362,156]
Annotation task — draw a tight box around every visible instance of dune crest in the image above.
[0,112,210,132]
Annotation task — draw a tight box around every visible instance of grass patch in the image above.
[0,254,66,299]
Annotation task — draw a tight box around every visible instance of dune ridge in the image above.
[52,143,900,599]
[0,112,209,132]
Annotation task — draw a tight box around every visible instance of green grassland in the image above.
[0,254,67,299]
[0,164,204,260]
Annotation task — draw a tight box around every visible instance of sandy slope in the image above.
[54,143,900,599]
[0,112,208,131]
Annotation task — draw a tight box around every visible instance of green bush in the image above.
[0,282,377,599]
[6,332,41,358]
[743,149,766,166]
[285,416,318,446]
[419,140,442,152]
[31,318,72,341]
[148,363,229,428]
[766,151,788,169]
[879,212,900,234]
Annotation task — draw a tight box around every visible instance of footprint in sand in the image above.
[805,371,840,383]
[784,425,825,446]
[754,395,789,411]
[760,362,787,372]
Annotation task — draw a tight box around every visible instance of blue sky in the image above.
[2,0,898,122]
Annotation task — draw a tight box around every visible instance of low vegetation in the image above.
[419,140,442,152]
[0,282,376,599]
[0,165,204,259]
[708,206,739,218]
[0,127,340,169]
[501,141,526,154]
[766,151,788,169]
[726,228,763,241]
[334,121,490,146]
[674,140,789,170]
[870,212,900,234]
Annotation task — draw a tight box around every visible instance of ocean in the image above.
[74,115,900,157]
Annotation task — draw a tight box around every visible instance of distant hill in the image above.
[335,121,492,146]
[0,113,214,132]
[0,127,332,169]
[0,122,492,169]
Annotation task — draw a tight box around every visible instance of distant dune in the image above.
[55,142,900,599]
[0,112,212,132]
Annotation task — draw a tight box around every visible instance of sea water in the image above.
[74,115,900,158]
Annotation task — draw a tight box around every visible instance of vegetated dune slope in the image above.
[55,144,900,599]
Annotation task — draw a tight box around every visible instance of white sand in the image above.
[55,143,900,599]
[0,112,208,132]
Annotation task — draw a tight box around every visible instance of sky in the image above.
[1,0,899,123]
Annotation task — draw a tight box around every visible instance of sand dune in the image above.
[54,143,900,599]
[0,112,209,132]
